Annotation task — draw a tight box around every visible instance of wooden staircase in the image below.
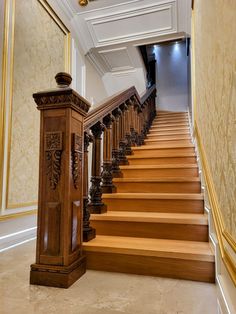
[83,111,215,283]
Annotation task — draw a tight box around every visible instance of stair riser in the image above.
[147,132,190,137]
[85,252,215,283]
[149,128,189,133]
[145,140,192,146]
[145,133,191,142]
[103,199,204,213]
[152,119,189,125]
[91,221,208,242]
[121,168,199,178]
[128,157,197,165]
[151,124,189,130]
[114,181,201,193]
[132,148,195,157]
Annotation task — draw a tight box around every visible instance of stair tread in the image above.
[91,211,208,225]
[83,235,214,262]
[120,164,198,169]
[113,177,200,182]
[102,193,204,200]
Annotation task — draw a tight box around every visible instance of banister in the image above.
[84,85,156,130]
[30,72,156,289]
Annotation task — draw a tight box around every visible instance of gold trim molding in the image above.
[0,209,37,221]
[194,123,236,286]
[1,0,71,212]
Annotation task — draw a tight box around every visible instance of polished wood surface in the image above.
[31,71,156,287]
[83,111,215,283]
[30,73,88,288]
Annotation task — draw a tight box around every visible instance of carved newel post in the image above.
[30,72,90,288]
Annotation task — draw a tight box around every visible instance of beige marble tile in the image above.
[0,240,218,314]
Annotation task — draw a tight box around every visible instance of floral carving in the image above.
[45,132,63,190]
[72,133,82,189]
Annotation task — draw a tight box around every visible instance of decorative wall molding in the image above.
[85,1,177,46]
[194,123,236,287]
[98,47,134,72]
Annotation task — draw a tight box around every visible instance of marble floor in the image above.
[0,240,218,314]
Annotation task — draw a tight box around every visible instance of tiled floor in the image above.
[0,240,218,314]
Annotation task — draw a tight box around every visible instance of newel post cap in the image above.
[55,72,72,87]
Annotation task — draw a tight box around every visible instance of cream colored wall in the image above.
[194,0,236,242]
[1,0,68,211]
[85,58,108,106]
[193,1,236,310]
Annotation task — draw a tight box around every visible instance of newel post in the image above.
[30,72,90,288]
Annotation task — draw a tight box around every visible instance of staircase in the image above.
[83,111,215,283]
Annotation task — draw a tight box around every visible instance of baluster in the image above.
[119,104,129,165]
[102,114,116,193]
[132,96,141,145]
[137,105,143,146]
[125,100,132,155]
[83,131,96,241]
[129,99,136,146]
[112,108,122,177]
[30,72,88,288]
[88,121,107,214]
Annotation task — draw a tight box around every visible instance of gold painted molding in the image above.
[2,0,71,210]
[194,122,236,286]
[0,209,37,221]
[0,0,14,209]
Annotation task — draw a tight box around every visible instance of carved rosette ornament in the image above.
[72,133,83,189]
[45,131,63,190]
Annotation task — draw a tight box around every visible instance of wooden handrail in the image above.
[30,72,156,289]
[84,85,155,130]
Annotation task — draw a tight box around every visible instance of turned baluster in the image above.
[118,104,129,165]
[83,131,96,241]
[112,108,122,177]
[101,114,116,193]
[124,100,132,155]
[88,121,107,214]
[129,99,136,146]
[137,105,143,146]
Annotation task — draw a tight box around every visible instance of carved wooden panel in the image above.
[72,133,82,189]
[45,131,63,190]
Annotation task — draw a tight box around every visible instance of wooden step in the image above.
[149,127,189,133]
[83,235,215,283]
[146,134,191,140]
[113,177,201,193]
[152,119,189,125]
[157,111,188,116]
[120,164,199,178]
[102,193,204,213]
[132,147,195,157]
[151,123,189,129]
[145,139,192,146]
[90,211,208,242]
[127,154,197,165]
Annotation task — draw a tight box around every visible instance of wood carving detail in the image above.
[72,133,82,189]
[45,132,63,190]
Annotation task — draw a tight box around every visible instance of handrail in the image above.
[84,85,155,130]
[30,72,156,288]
